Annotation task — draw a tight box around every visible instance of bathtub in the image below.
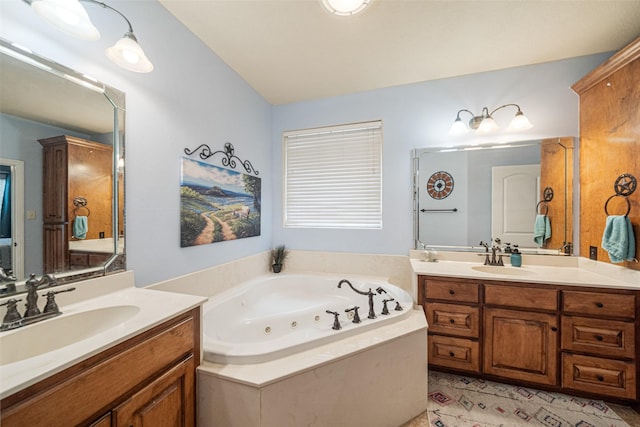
[202,273,414,364]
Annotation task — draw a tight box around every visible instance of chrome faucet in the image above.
[24,273,57,317]
[338,279,376,319]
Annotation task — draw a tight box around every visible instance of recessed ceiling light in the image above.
[321,0,372,16]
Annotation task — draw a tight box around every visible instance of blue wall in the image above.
[0,0,273,286]
[1,0,610,286]
[271,54,609,255]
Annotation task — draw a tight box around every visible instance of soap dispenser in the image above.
[510,245,522,267]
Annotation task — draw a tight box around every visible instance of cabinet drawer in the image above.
[485,284,557,310]
[561,316,635,359]
[562,291,635,319]
[428,335,480,373]
[562,353,636,400]
[425,279,479,303]
[425,302,479,338]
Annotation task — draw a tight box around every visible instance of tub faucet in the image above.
[325,310,342,330]
[381,298,395,315]
[376,286,403,311]
[345,306,361,323]
[24,273,56,317]
[338,279,376,319]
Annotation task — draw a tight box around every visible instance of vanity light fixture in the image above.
[449,104,533,135]
[321,0,372,16]
[26,0,153,73]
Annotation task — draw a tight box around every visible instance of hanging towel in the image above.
[533,214,551,246]
[73,216,88,240]
[601,215,636,263]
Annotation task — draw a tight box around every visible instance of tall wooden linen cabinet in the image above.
[571,36,640,269]
[39,135,113,273]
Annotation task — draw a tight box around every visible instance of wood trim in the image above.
[572,36,640,95]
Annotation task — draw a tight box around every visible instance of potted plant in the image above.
[271,245,288,273]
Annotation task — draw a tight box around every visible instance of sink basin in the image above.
[471,265,535,276]
[0,305,140,366]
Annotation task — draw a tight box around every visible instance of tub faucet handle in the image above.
[381,298,395,315]
[394,301,403,311]
[325,310,342,330]
[345,306,361,323]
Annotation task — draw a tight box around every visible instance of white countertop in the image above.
[410,250,640,291]
[68,237,124,254]
[0,282,206,399]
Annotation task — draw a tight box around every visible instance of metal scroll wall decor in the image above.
[180,142,261,248]
[184,142,259,176]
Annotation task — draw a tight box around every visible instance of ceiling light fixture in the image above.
[321,0,372,16]
[449,104,533,135]
[27,0,153,73]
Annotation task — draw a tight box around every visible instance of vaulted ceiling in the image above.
[159,0,640,105]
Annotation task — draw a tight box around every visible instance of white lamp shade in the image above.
[321,0,371,15]
[477,116,499,133]
[449,118,469,135]
[31,0,100,41]
[508,112,533,130]
[106,35,154,73]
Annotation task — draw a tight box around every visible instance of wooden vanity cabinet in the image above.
[419,274,640,404]
[0,308,200,427]
[561,289,637,400]
[420,276,481,373]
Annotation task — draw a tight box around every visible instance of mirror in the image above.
[0,38,125,296]
[413,137,574,254]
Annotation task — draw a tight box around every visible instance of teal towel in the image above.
[73,216,88,240]
[601,215,636,263]
[533,214,551,246]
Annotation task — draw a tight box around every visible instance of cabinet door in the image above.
[484,307,558,386]
[113,356,195,427]
[43,223,68,273]
[42,143,67,222]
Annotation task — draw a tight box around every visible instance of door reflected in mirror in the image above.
[0,38,126,296]
[413,137,574,255]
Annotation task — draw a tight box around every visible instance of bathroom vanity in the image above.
[0,272,206,427]
[412,254,640,405]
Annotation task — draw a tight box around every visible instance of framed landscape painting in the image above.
[180,157,261,247]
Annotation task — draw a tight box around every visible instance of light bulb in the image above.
[477,117,499,133]
[449,118,469,135]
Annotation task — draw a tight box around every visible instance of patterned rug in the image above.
[428,371,630,427]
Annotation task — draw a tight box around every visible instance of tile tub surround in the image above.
[148,249,414,298]
[197,309,428,427]
[0,271,206,399]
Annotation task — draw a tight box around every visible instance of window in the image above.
[283,121,382,229]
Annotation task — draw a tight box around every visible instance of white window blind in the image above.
[284,121,382,229]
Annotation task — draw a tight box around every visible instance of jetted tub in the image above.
[202,273,414,364]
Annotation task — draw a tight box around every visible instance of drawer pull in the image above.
[449,319,455,324]
[595,335,603,341]
[449,351,455,357]
[550,326,558,332]
[595,302,604,308]
[449,290,455,295]
[596,375,604,382]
